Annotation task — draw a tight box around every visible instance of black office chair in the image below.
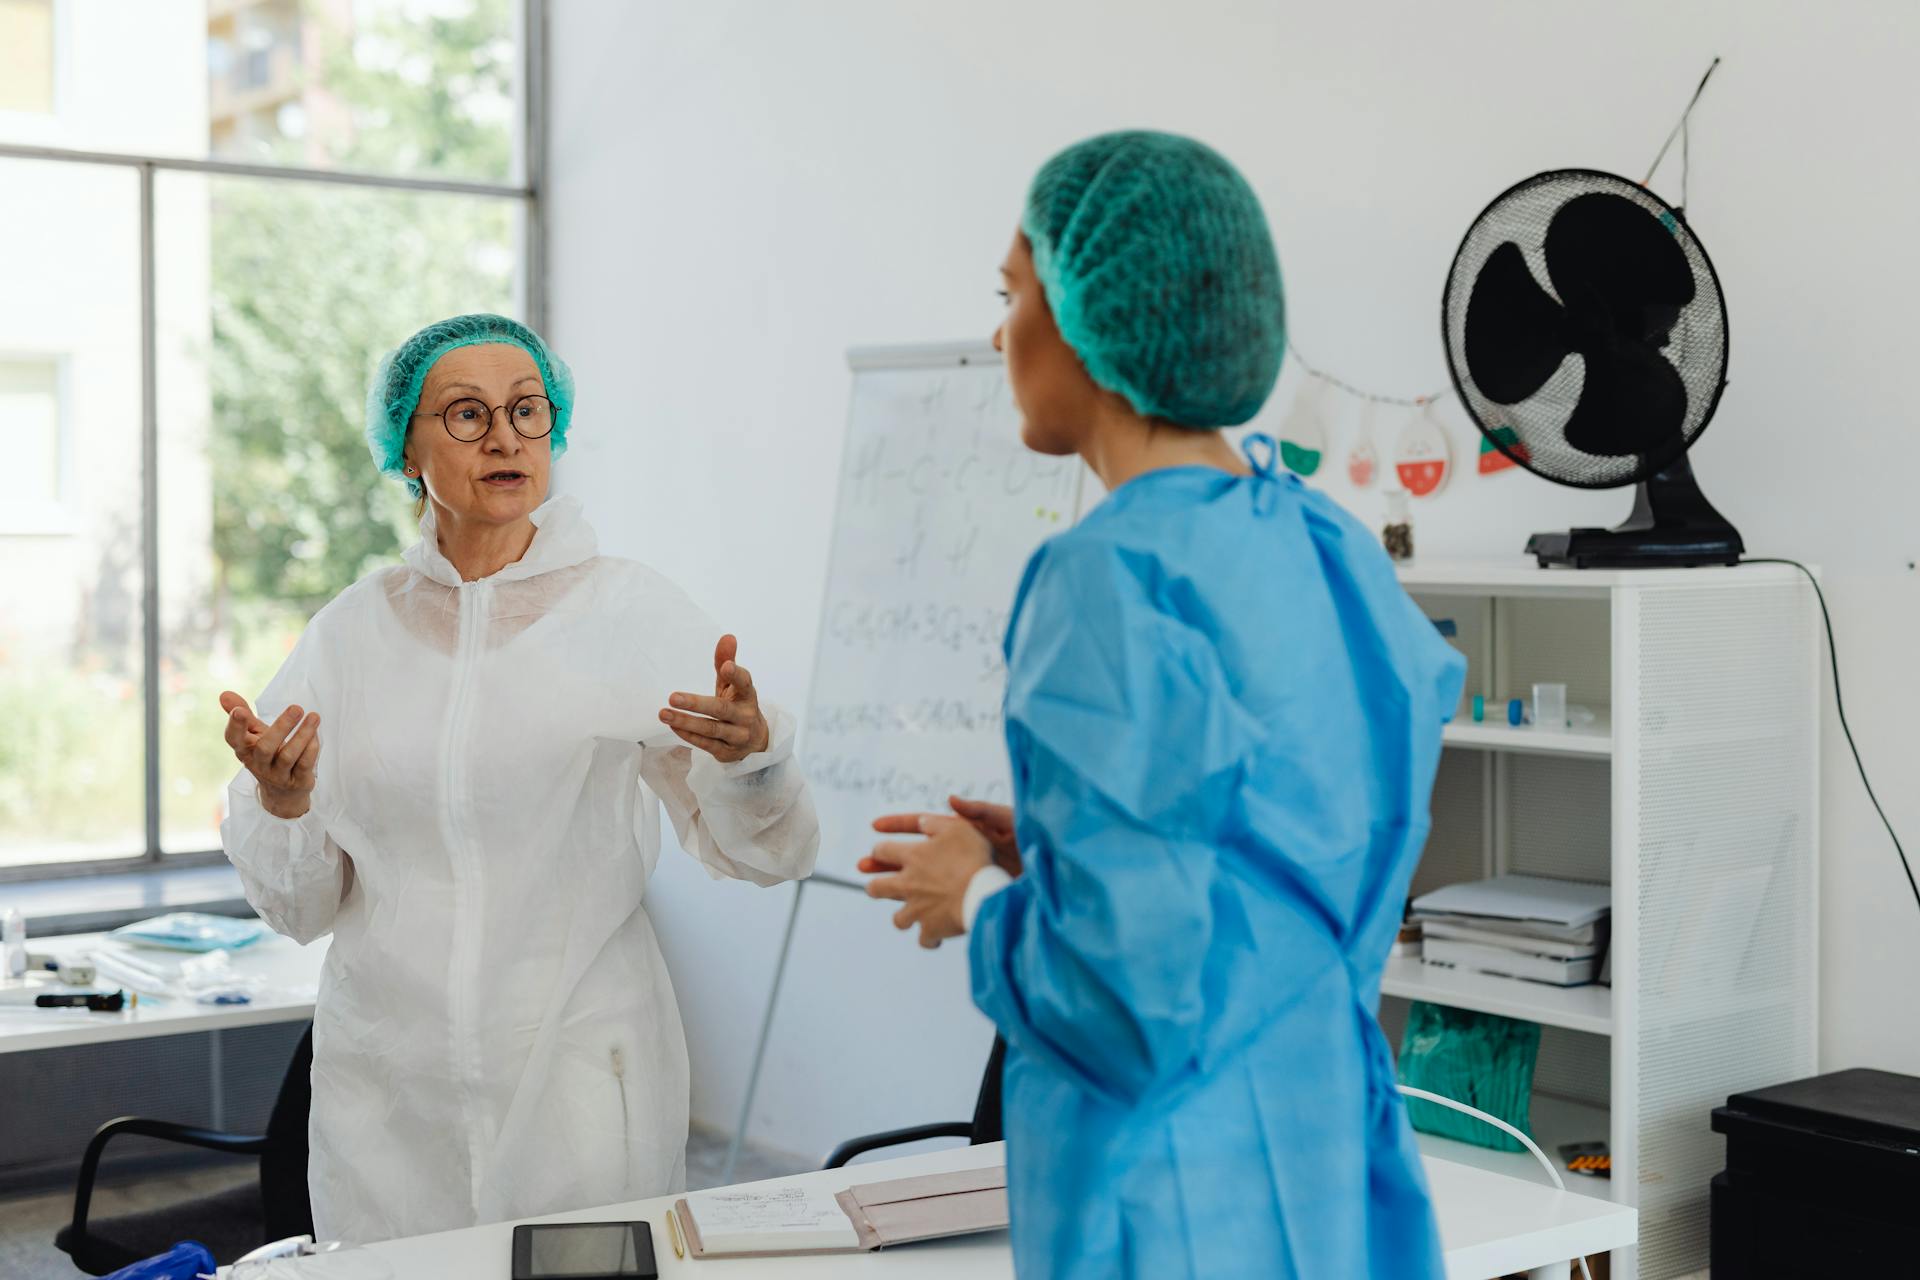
[56,1025,316,1275]
[823,1035,1005,1169]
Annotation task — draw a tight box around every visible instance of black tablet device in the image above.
[511,1221,658,1280]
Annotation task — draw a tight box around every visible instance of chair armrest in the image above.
[68,1117,269,1250]
[822,1122,974,1170]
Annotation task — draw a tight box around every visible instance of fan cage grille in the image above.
[1442,170,1728,490]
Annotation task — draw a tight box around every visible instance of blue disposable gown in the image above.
[969,456,1465,1279]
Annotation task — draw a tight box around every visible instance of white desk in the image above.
[363,1141,1635,1280]
[0,931,325,1054]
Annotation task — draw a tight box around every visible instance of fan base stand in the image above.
[1527,455,1745,569]
[1526,527,1743,570]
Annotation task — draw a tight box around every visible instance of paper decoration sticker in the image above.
[1346,402,1378,488]
[1395,406,1452,497]
[1478,421,1529,475]
[1277,378,1328,477]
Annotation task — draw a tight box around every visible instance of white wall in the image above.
[549,0,1920,1153]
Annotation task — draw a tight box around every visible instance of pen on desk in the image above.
[666,1207,685,1259]
[0,989,131,1012]
[0,986,133,1010]
[35,991,128,1012]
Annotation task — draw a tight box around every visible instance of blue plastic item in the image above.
[110,912,268,953]
[101,1240,216,1280]
[1508,697,1526,726]
[970,448,1465,1279]
[1472,694,1485,722]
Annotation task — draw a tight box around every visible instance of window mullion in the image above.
[140,160,161,863]
[522,0,548,334]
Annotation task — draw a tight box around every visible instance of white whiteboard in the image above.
[802,344,1085,882]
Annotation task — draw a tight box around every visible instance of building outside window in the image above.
[0,0,57,116]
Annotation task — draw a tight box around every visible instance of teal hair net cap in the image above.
[365,313,577,498]
[1021,131,1286,428]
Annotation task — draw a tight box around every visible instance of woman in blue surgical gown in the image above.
[863,132,1466,1278]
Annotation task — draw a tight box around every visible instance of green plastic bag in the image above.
[1396,1001,1542,1152]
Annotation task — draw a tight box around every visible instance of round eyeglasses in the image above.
[413,394,557,443]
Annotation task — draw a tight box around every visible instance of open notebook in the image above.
[673,1165,1008,1259]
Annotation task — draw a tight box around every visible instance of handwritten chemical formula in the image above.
[806,355,1085,878]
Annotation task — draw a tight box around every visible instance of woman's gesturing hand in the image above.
[661,635,772,764]
[219,690,320,820]
[860,815,993,949]
[868,795,1021,878]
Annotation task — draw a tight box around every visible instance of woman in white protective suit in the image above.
[216,313,820,1245]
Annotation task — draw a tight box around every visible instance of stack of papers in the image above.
[674,1165,1008,1259]
[1411,875,1611,988]
[680,1185,861,1254]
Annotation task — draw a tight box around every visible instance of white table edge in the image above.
[358,1144,1637,1280]
[1427,1154,1636,1279]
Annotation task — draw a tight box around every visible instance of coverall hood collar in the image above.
[404,494,597,588]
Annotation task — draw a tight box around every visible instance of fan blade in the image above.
[1544,193,1696,346]
[1561,342,1689,459]
[1464,241,1572,404]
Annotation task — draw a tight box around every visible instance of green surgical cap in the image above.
[1021,131,1286,428]
[365,313,576,499]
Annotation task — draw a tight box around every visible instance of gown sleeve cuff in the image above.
[962,863,1016,932]
[236,791,336,865]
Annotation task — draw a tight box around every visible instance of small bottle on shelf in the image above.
[2,907,25,979]
[1382,489,1414,562]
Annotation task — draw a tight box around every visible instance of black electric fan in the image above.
[1442,169,1742,568]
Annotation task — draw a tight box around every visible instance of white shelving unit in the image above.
[1382,955,1614,1036]
[1442,714,1613,758]
[1386,558,1820,1280]
[1413,1093,1615,1202]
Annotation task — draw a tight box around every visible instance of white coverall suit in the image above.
[223,496,819,1243]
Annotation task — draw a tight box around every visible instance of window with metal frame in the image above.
[0,0,546,879]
